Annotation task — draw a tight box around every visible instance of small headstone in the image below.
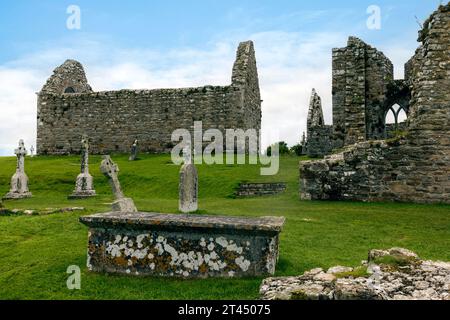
[129,139,138,161]
[30,145,35,157]
[69,136,96,199]
[179,149,198,213]
[3,140,32,200]
[100,155,137,212]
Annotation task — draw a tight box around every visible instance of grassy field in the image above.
[0,154,449,300]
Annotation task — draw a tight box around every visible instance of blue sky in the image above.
[0,0,443,155]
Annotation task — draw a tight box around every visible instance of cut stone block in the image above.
[80,212,285,278]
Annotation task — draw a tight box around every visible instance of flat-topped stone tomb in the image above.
[80,211,285,278]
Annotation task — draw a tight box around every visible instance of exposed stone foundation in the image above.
[260,248,450,300]
[235,183,286,197]
[80,212,285,278]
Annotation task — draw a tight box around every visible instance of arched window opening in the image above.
[397,108,407,123]
[64,87,76,94]
[385,103,408,128]
[385,108,396,125]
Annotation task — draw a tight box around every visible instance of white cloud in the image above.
[0,30,416,155]
[0,68,42,156]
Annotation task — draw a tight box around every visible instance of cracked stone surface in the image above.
[80,212,285,278]
[260,248,450,300]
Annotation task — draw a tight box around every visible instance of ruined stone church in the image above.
[37,41,261,155]
[304,37,411,157]
[300,3,450,204]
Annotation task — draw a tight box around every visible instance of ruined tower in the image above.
[332,37,395,147]
[305,89,333,157]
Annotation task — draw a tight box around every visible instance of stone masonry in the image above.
[303,36,412,154]
[305,89,333,157]
[37,41,261,155]
[80,212,285,278]
[235,183,286,198]
[300,4,450,204]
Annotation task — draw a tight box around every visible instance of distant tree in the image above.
[290,143,303,156]
[266,141,290,156]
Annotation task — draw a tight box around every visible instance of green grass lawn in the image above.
[0,154,449,300]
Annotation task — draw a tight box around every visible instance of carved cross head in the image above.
[182,145,192,165]
[100,155,119,179]
[15,139,27,157]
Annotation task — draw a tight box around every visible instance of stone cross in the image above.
[69,136,96,199]
[182,145,192,165]
[16,140,27,173]
[129,139,138,161]
[100,155,137,212]
[80,136,89,174]
[3,139,32,200]
[101,155,124,198]
[179,147,198,213]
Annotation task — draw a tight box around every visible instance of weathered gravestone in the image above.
[129,139,138,161]
[3,140,32,200]
[100,155,137,212]
[69,136,96,199]
[80,212,285,278]
[179,151,198,213]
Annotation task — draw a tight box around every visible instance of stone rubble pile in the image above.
[260,248,450,300]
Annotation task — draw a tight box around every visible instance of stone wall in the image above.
[307,125,333,158]
[235,182,286,197]
[300,4,450,204]
[37,41,261,155]
[332,37,394,147]
[305,89,334,157]
[385,122,407,139]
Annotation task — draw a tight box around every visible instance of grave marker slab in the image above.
[179,151,198,213]
[129,139,138,161]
